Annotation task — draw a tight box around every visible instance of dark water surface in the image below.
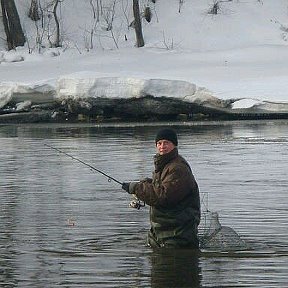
[1,121,287,287]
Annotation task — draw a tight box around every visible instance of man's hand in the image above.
[122,182,137,194]
[122,182,130,193]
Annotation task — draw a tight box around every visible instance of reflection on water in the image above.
[0,120,288,287]
[150,249,201,288]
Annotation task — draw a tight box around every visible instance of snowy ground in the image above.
[0,0,288,113]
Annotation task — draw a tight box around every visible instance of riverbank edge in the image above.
[1,96,288,124]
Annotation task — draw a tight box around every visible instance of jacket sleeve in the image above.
[134,163,195,207]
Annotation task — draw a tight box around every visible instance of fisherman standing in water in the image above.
[122,128,201,249]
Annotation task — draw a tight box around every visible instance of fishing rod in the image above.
[44,143,123,185]
[44,143,145,209]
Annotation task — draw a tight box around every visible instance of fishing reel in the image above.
[129,196,145,210]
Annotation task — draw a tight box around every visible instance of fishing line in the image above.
[44,143,123,185]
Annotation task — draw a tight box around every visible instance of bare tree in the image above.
[133,0,144,47]
[28,0,40,21]
[84,0,101,50]
[208,2,220,15]
[178,0,184,13]
[208,0,232,15]
[52,0,61,47]
[1,0,25,50]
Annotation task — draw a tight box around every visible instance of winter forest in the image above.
[1,0,153,52]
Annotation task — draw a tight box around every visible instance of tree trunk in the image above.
[28,0,40,21]
[52,0,61,47]
[1,0,25,50]
[133,0,144,47]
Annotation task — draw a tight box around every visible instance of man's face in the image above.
[156,139,175,155]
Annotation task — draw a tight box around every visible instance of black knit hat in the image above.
[155,128,178,146]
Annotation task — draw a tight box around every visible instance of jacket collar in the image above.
[154,148,178,172]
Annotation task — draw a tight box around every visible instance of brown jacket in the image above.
[133,148,200,248]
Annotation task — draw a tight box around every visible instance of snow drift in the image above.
[1,75,288,121]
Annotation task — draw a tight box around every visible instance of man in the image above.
[122,128,201,249]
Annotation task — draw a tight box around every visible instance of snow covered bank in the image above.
[0,81,55,109]
[1,0,288,123]
[1,75,288,123]
[0,74,250,112]
[56,74,197,100]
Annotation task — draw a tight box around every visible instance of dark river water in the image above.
[1,120,287,288]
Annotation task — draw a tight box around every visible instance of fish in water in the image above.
[199,211,249,251]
